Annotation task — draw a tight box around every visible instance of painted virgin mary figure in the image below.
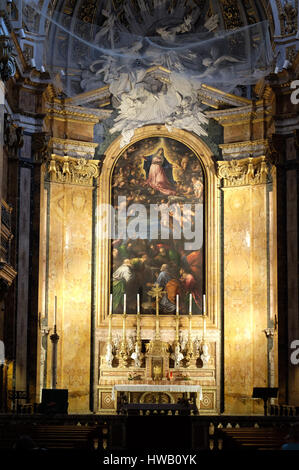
[143,147,176,196]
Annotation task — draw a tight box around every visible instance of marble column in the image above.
[219,157,271,414]
[15,166,31,391]
[285,140,299,404]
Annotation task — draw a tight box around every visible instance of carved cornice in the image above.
[45,101,111,123]
[47,154,100,186]
[219,139,270,159]
[198,84,252,109]
[64,85,111,107]
[206,103,271,127]
[49,137,99,159]
[46,105,106,121]
[217,156,270,187]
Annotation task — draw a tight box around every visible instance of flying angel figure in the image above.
[156,14,193,42]
[197,55,242,80]
[94,8,118,48]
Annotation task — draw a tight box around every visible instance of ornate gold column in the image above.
[44,154,100,412]
[218,155,276,414]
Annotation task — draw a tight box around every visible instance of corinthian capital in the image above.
[217,156,269,188]
[47,154,100,186]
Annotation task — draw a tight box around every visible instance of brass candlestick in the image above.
[147,285,165,340]
[119,313,129,367]
[185,314,194,367]
[132,311,143,368]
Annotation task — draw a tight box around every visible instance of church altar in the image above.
[111,384,203,401]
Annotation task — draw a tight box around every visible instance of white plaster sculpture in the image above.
[200,342,210,365]
[105,342,114,367]
[172,343,184,369]
[131,342,142,368]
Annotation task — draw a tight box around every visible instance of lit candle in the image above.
[189,293,192,314]
[137,293,140,314]
[123,294,126,315]
[54,296,57,326]
[109,293,113,315]
[176,294,179,316]
[203,294,206,315]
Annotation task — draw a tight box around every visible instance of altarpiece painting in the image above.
[111,136,204,315]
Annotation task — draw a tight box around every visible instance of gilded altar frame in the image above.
[95,124,221,333]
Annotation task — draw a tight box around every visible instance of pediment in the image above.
[63,66,252,112]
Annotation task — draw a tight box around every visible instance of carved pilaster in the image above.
[4,115,23,159]
[217,156,270,187]
[47,155,100,186]
[0,36,16,82]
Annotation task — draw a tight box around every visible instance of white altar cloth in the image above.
[111,384,202,401]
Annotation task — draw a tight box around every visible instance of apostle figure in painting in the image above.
[112,259,134,311]
[155,264,172,289]
[143,147,176,196]
[180,268,201,310]
[155,264,181,314]
[154,245,170,267]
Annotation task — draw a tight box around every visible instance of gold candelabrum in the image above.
[133,311,144,367]
[175,310,180,346]
[136,309,141,344]
[199,313,210,364]
[105,312,114,367]
[173,295,180,353]
[147,285,165,340]
[185,313,194,367]
[202,313,207,345]
[119,313,129,367]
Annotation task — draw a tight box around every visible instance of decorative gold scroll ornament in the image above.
[48,154,100,186]
[217,156,269,188]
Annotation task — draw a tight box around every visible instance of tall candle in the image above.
[189,293,192,314]
[203,315,206,339]
[123,294,126,315]
[176,294,179,315]
[54,296,57,326]
[137,293,140,314]
[203,294,206,314]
